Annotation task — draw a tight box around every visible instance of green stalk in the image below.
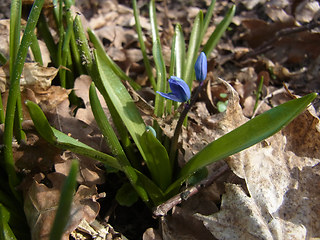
[9,0,21,73]
[0,93,5,123]
[9,0,24,144]
[3,0,45,201]
[132,0,156,90]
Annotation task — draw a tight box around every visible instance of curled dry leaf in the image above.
[24,173,101,240]
[193,92,320,238]
[0,62,58,93]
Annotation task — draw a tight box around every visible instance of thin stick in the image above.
[153,163,229,218]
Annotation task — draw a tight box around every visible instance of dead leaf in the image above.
[194,101,320,239]
[24,173,101,240]
[0,62,58,93]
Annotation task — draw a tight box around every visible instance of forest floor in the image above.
[1,0,320,239]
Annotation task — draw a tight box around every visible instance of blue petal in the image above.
[156,91,186,102]
[194,52,207,82]
[168,76,191,102]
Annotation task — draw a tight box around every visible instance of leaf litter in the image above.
[1,0,320,239]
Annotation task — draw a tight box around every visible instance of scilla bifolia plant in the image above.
[25,0,317,210]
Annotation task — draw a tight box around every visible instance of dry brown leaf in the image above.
[0,62,58,92]
[24,173,101,240]
[193,95,320,238]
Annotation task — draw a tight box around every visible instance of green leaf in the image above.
[94,50,147,161]
[89,83,149,202]
[149,0,159,43]
[153,38,167,117]
[30,31,43,65]
[132,0,156,90]
[25,100,121,170]
[0,204,16,240]
[174,24,186,79]
[134,169,165,206]
[165,93,317,196]
[201,0,216,41]
[116,183,139,207]
[50,160,78,240]
[88,29,141,90]
[4,0,45,200]
[25,100,56,144]
[203,5,235,56]
[140,129,172,191]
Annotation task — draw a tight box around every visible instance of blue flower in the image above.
[194,52,207,82]
[156,76,191,102]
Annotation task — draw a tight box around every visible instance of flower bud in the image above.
[194,52,207,82]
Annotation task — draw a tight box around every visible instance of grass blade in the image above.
[37,13,57,65]
[132,0,156,90]
[49,160,78,240]
[88,29,140,90]
[203,5,235,56]
[25,100,121,170]
[174,24,185,79]
[3,0,45,200]
[149,0,159,43]
[153,38,166,118]
[30,31,43,65]
[201,0,216,41]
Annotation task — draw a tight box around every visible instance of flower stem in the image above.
[169,82,204,164]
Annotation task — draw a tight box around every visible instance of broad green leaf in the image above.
[94,50,148,161]
[140,129,172,191]
[165,93,317,196]
[50,160,78,240]
[203,5,235,56]
[183,11,203,88]
[25,100,121,170]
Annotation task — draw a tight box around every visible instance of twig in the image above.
[152,163,229,218]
